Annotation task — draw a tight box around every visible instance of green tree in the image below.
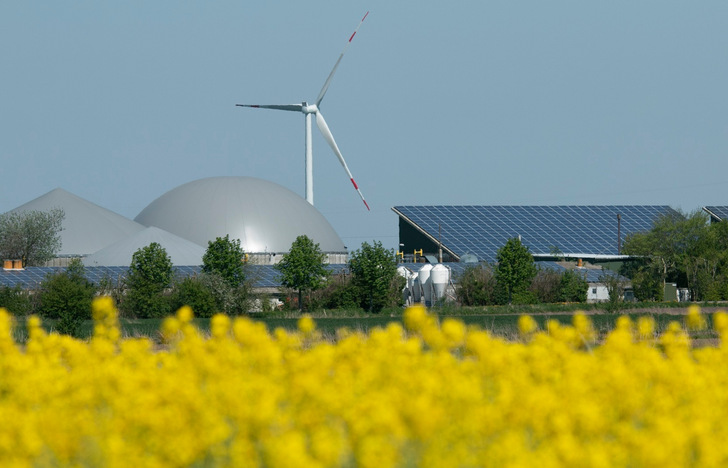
[495,237,537,304]
[124,242,173,318]
[349,241,399,313]
[275,235,329,311]
[202,235,247,287]
[0,208,64,266]
[622,210,717,301]
[558,270,588,303]
[37,259,95,337]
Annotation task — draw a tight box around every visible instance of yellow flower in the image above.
[518,315,538,338]
[686,305,707,331]
[636,316,655,342]
[297,314,316,335]
[176,305,194,323]
[403,304,428,333]
[713,310,728,333]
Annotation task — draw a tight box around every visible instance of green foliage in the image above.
[558,270,588,303]
[202,235,247,287]
[37,259,95,337]
[622,210,723,301]
[310,274,363,311]
[621,259,663,301]
[275,235,329,311]
[456,264,496,306]
[495,237,537,304]
[601,272,627,313]
[169,276,219,318]
[124,243,174,318]
[349,241,399,313]
[0,284,31,315]
[0,208,64,266]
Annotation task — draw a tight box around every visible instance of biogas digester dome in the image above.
[134,177,346,255]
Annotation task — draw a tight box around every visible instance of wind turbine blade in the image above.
[236,104,303,112]
[315,111,370,210]
[315,11,369,107]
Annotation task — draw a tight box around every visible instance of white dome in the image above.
[134,177,346,253]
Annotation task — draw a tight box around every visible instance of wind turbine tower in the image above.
[237,12,370,210]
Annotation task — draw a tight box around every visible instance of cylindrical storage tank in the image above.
[418,264,433,306]
[3,260,12,270]
[412,277,422,303]
[12,260,22,270]
[397,266,411,305]
[430,264,450,302]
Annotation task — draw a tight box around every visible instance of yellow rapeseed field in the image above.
[1,298,728,467]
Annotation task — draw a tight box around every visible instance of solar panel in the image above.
[0,264,355,290]
[393,205,676,263]
[704,206,728,222]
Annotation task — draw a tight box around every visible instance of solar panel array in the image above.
[704,206,728,222]
[0,266,202,289]
[0,261,622,291]
[393,205,676,263]
[0,265,353,290]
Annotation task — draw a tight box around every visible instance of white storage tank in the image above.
[418,264,434,306]
[397,266,413,305]
[430,264,450,302]
[412,276,422,303]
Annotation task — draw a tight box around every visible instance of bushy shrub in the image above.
[529,269,562,303]
[0,284,31,315]
[197,272,250,316]
[455,264,496,306]
[37,259,95,337]
[169,276,219,318]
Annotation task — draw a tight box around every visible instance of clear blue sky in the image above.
[2,2,727,252]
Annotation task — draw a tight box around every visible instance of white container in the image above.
[418,264,433,306]
[412,277,422,303]
[430,264,450,301]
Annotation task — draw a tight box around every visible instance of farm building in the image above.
[391,205,677,264]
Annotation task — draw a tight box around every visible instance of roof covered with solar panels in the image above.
[392,205,678,263]
[703,206,728,223]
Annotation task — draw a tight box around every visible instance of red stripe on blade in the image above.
[350,179,359,190]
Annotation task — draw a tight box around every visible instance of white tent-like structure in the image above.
[82,226,205,267]
[8,188,145,258]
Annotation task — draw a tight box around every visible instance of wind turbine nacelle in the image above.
[302,104,318,114]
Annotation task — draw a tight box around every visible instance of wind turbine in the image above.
[237,12,370,211]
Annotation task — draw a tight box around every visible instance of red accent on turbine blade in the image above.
[362,11,369,21]
[350,178,359,190]
[363,200,370,211]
